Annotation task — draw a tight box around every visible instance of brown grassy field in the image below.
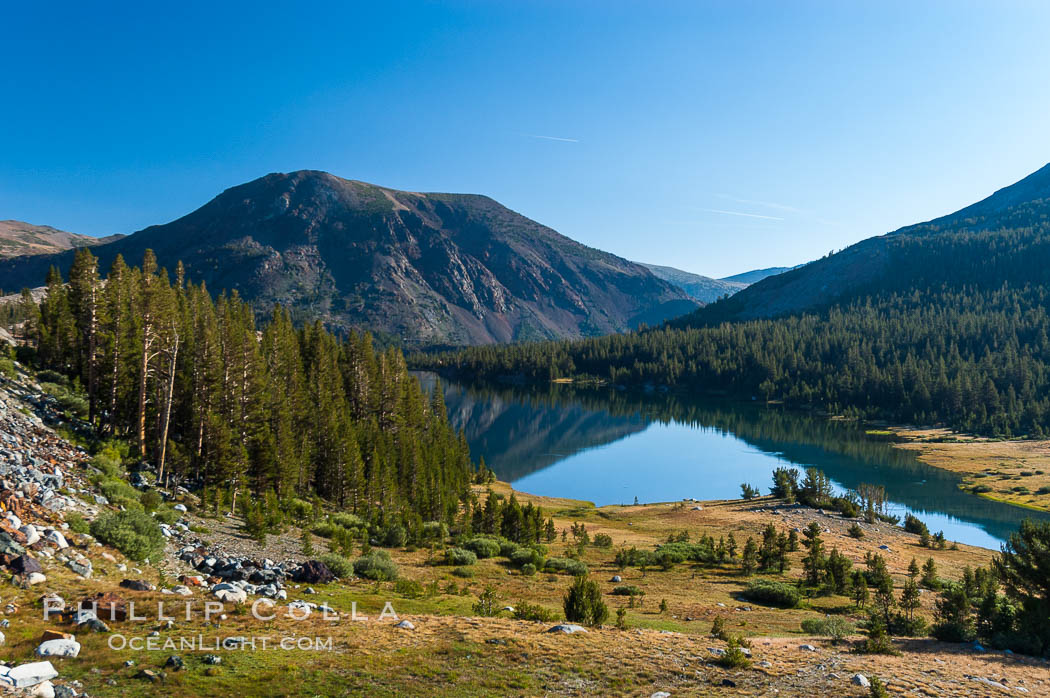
[14,482,1046,697]
[892,427,1050,511]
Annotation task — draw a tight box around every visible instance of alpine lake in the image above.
[417,372,1050,549]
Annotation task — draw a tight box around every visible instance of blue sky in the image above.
[2,1,1049,278]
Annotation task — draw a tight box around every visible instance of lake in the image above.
[418,373,1050,549]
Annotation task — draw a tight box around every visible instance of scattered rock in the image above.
[852,674,870,687]
[36,638,81,658]
[0,661,59,688]
[547,624,587,634]
[799,644,818,652]
[164,655,184,671]
[395,620,415,630]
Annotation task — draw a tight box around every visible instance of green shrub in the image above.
[611,584,644,596]
[353,550,398,581]
[331,512,366,530]
[592,533,613,548]
[800,616,855,643]
[90,510,165,561]
[284,498,313,523]
[563,575,608,626]
[153,508,180,525]
[512,601,558,622]
[444,547,478,566]
[311,522,349,539]
[139,490,162,512]
[544,558,588,576]
[741,580,801,608]
[521,563,537,576]
[509,547,544,568]
[65,512,90,534]
[452,566,476,578]
[848,523,865,539]
[473,587,501,617]
[464,536,501,559]
[379,523,408,548]
[320,553,355,578]
[422,521,449,542]
[394,578,424,598]
[716,636,752,669]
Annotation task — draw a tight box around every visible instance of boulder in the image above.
[292,560,335,584]
[171,585,192,596]
[851,674,870,687]
[0,661,59,688]
[799,644,818,652]
[213,587,247,604]
[119,579,155,592]
[35,639,80,658]
[26,573,46,585]
[10,554,42,576]
[546,624,588,634]
[66,559,91,578]
[39,630,72,642]
[164,655,184,671]
[31,680,55,698]
[81,592,128,622]
[43,531,67,550]
[395,620,414,630]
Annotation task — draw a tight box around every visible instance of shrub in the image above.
[740,483,760,500]
[473,587,501,617]
[832,497,860,518]
[284,498,313,523]
[520,563,537,576]
[331,512,366,530]
[90,510,165,561]
[421,521,449,542]
[65,512,90,535]
[394,578,423,598]
[153,508,179,525]
[509,547,544,568]
[904,514,929,537]
[611,585,644,597]
[311,522,349,539]
[140,490,162,512]
[353,550,398,581]
[464,536,501,559]
[848,523,865,539]
[592,533,613,548]
[544,558,588,576]
[715,636,752,669]
[444,547,478,566]
[380,523,408,548]
[512,601,558,622]
[452,566,476,578]
[711,616,729,640]
[563,576,608,626]
[741,580,801,608]
[320,553,355,579]
[800,616,855,643]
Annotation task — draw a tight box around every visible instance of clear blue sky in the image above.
[3,1,1049,278]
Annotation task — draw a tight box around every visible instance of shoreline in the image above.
[887,426,1050,514]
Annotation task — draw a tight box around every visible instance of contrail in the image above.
[521,133,580,143]
[700,208,784,221]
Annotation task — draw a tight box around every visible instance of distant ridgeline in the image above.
[421,164,1050,438]
[21,248,477,528]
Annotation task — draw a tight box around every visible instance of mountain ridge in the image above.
[0,171,696,345]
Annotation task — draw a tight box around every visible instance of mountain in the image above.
[0,220,122,259]
[0,171,696,345]
[719,266,793,285]
[689,162,1050,323]
[639,263,746,303]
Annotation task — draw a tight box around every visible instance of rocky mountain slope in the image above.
[0,172,696,345]
[0,221,121,260]
[686,162,1050,324]
[720,266,794,285]
[639,263,747,303]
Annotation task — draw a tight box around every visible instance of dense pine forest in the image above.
[17,248,476,528]
[421,202,1050,438]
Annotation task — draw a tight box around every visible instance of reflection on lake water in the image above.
[417,373,1050,549]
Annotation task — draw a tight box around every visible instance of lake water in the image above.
[418,373,1050,550]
